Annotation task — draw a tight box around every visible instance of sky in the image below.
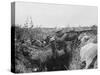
[15,2,98,28]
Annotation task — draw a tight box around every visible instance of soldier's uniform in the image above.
[50,30,68,58]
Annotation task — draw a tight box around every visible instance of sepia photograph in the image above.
[11,2,98,73]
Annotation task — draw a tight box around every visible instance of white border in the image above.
[0,0,99,75]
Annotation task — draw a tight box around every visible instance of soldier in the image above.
[50,29,68,59]
[53,29,79,53]
[54,30,68,52]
